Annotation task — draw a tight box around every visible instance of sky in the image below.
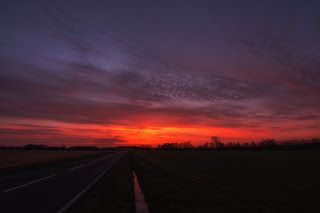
[1,0,320,147]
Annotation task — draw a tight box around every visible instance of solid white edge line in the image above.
[67,165,84,171]
[56,153,123,213]
[2,174,55,193]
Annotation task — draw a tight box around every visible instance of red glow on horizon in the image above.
[0,117,319,147]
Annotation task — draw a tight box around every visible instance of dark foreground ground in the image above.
[1,150,319,213]
[133,151,320,213]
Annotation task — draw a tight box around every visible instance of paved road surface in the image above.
[0,151,124,213]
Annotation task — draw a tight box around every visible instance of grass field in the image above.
[0,150,106,176]
[133,151,320,213]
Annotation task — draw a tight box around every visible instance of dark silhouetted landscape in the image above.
[1,0,320,212]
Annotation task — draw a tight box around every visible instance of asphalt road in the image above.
[0,151,124,213]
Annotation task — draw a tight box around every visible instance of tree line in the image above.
[0,144,99,151]
[1,136,319,151]
[155,136,320,151]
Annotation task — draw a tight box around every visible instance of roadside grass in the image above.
[70,152,135,213]
[133,151,320,213]
[0,150,108,176]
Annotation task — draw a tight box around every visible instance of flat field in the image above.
[133,151,320,213]
[0,150,106,176]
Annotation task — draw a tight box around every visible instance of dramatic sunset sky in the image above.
[1,0,320,147]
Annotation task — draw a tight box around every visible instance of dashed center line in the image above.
[2,174,55,193]
[67,165,84,171]
[87,160,99,165]
[86,154,115,165]
[2,154,119,193]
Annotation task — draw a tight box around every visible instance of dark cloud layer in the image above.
[1,0,320,146]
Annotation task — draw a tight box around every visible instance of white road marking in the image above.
[1,153,122,194]
[67,165,84,171]
[87,158,102,164]
[57,153,124,213]
[87,161,95,165]
[69,154,114,168]
[86,158,102,165]
[85,153,117,165]
[2,174,55,193]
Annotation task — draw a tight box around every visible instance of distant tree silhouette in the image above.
[258,139,277,150]
[160,143,179,150]
[182,141,193,149]
[1,137,319,151]
[203,142,209,149]
[24,144,48,150]
[139,145,152,150]
[154,137,320,151]
[210,136,224,150]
